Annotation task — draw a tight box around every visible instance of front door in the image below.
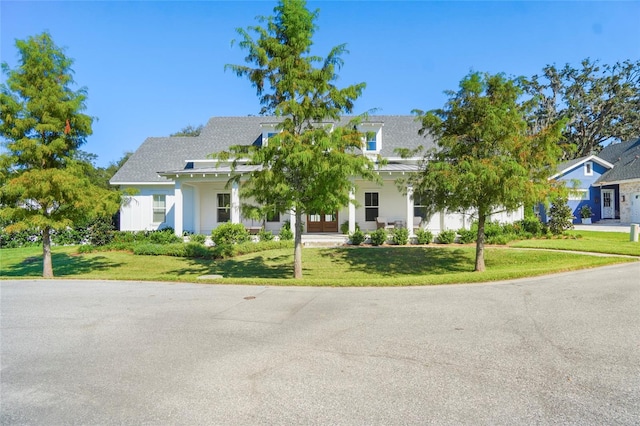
[601,189,615,219]
[307,212,338,232]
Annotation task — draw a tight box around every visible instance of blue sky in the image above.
[2,1,639,167]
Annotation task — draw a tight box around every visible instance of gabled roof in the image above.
[550,154,614,180]
[595,138,640,184]
[110,116,433,185]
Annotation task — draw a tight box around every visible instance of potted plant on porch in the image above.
[580,205,593,224]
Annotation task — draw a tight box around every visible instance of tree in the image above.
[522,59,640,159]
[0,32,119,277]
[410,72,563,272]
[219,0,378,278]
[171,124,203,137]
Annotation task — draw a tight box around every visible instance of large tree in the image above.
[410,72,564,272]
[0,32,118,277]
[522,59,640,159]
[220,0,378,278]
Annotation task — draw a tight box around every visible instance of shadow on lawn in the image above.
[320,246,472,276]
[167,254,292,279]
[2,252,124,277]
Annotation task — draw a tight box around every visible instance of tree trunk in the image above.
[42,226,54,278]
[474,213,486,272]
[293,210,303,279]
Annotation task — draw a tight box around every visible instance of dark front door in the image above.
[307,212,338,232]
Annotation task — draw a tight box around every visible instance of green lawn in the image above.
[511,230,640,257]
[1,243,636,286]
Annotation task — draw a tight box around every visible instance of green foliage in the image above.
[457,228,477,244]
[221,0,379,278]
[370,228,387,246]
[189,234,207,245]
[170,124,203,137]
[340,220,360,235]
[278,225,294,241]
[519,216,544,237]
[522,59,640,159]
[437,230,456,244]
[0,32,119,277]
[258,229,275,241]
[148,228,181,244]
[414,228,433,245]
[349,229,365,245]
[410,72,563,271]
[580,204,593,219]
[391,227,409,245]
[87,216,115,246]
[211,223,250,246]
[548,197,574,235]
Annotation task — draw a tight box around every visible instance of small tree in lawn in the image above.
[0,32,119,277]
[409,72,564,272]
[219,0,379,279]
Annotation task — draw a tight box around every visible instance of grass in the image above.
[1,242,636,286]
[510,230,640,257]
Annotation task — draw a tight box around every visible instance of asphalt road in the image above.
[2,263,639,425]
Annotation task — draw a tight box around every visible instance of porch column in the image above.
[289,208,297,232]
[194,185,201,234]
[406,185,414,236]
[231,181,240,224]
[174,180,183,236]
[348,188,356,234]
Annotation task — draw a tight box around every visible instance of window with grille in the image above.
[217,193,231,223]
[152,195,166,223]
[365,192,379,222]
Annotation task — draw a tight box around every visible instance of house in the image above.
[110,116,523,236]
[541,137,640,224]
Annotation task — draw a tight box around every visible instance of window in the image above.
[568,190,589,201]
[266,208,280,222]
[217,193,231,223]
[584,161,593,176]
[153,195,166,223]
[413,193,428,219]
[365,192,379,222]
[365,131,377,151]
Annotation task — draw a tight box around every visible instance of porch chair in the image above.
[375,217,388,230]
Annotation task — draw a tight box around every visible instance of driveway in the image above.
[2,263,639,425]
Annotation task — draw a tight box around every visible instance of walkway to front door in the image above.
[307,212,338,232]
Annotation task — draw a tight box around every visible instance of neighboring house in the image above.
[541,137,640,224]
[110,116,523,236]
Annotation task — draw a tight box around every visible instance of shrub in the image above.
[149,228,181,244]
[189,234,207,244]
[87,217,115,246]
[278,223,294,241]
[415,228,433,245]
[349,229,365,245]
[340,221,360,235]
[258,229,274,242]
[457,228,476,244]
[518,217,543,237]
[183,242,212,258]
[211,223,250,245]
[370,228,387,246]
[392,227,409,245]
[548,197,574,235]
[437,229,456,244]
[486,234,514,245]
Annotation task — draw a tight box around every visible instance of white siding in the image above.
[119,186,174,231]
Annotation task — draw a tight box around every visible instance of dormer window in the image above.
[260,122,280,147]
[584,161,593,176]
[359,123,383,154]
[366,132,377,151]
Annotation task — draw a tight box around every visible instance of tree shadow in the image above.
[319,246,472,277]
[2,252,124,277]
[166,254,292,279]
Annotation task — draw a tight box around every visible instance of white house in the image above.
[110,116,523,236]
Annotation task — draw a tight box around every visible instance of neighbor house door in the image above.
[601,189,615,219]
[307,212,338,232]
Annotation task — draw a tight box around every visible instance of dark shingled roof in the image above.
[596,138,640,184]
[110,116,433,184]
